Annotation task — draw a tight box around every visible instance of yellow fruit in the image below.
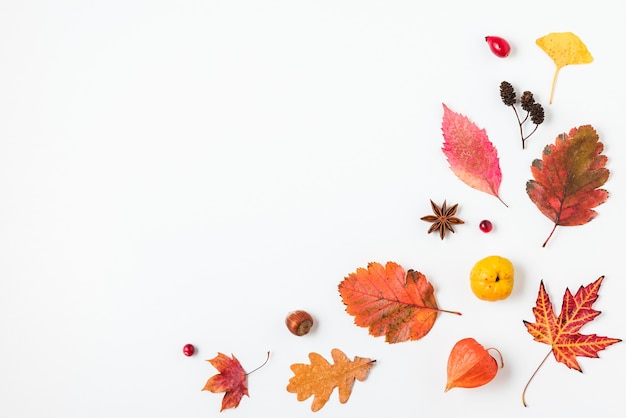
[470,255,514,301]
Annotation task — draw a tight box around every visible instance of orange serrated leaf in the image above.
[526,125,609,247]
[522,277,621,406]
[536,32,593,104]
[338,261,461,343]
[286,348,375,412]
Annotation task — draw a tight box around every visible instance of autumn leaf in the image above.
[286,348,375,412]
[526,125,609,247]
[441,103,506,206]
[202,352,270,412]
[536,32,593,104]
[338,261,461,344]
[522,277,621,406]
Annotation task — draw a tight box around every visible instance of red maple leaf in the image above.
[526,125,609,247]
[338,261,461,343]
[522,277,621,406]
[202,352,270,412]
[202,353,248,411]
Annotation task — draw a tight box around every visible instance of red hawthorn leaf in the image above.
[202,353,248,411]
[441,103,506,206]
[522,277,621,406]
[338,261,461,344]
[526,125,609,247]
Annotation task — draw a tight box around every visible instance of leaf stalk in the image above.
[549,67,561,105]
[522,349,552,407]
[437,308,462,316]
[246,351,271,376]
[542,223,558,247]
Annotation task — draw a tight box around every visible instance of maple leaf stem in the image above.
[246,351,271,376]
[542,223,558,247]
[522,349,552,407]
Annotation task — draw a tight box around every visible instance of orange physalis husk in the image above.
[445,337,503,391]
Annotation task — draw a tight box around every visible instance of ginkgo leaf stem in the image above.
[542,223,558,247]
[246,351,271,376]
[549,67,561,105]
[522,349,552,407]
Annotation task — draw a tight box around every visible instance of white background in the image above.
[1,1,624,417]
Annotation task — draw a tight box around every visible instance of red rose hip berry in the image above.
[485,36,511,58]
[479,220,493,233]
[182,343,195,356]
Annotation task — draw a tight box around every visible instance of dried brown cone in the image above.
[500,81,516,106]
[530,103,545,125]
[520,91,535,112]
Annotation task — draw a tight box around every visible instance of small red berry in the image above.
[182,343,195,357]
[485,36,511,58]
[479,220,493,233]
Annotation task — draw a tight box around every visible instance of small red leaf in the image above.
[202,353,249,411]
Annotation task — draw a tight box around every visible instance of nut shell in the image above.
[285,310,314,336]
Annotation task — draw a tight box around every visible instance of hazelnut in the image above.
[285,310,314,336]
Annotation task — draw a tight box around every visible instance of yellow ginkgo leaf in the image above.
[536,32,593,104]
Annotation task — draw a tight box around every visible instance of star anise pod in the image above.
[420,199,464,240]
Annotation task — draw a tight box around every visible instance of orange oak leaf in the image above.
[202,352,269,412]
[286,348,375,412]
[526,125,609,247]
[441,103,506,206]
[522,277,621,406]
[338,261,461,344]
